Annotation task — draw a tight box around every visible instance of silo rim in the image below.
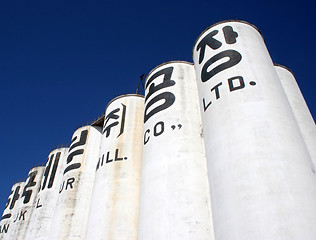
[28,165,45,173]
[145,61,194,87]
[105,94,145,112]
[49,146,69,153]
[274,63,296,79]
[13,180,26,185]
[192,20,264,53]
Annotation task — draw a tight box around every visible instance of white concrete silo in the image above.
[24,147,68,240]
[11,167,45,240]
[138,61,214,240]
[275,65,316,168]
[48,126,102,240]
[193,20,316,240]
[85,95,144,240]
[0,182,25,240]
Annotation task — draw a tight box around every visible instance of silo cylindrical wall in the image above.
[0,182,25,240]
[193,20,316,240]
[10,167,45,240]
[48,126,102,240]
[24,148,68,240]
[138,61,215,240]
[275,65,316,168]
[86,95,144,240]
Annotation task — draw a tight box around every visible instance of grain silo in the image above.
[138,61,214,240]
[0,182,25,240]
[275,64,316,168]
[24,148,68,240]
[0,19,316,240]
[10,167,45,240]
[86,95,144,240]
[48,126,101,240]
[193,20,316,240]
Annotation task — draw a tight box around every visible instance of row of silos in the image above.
[0,96,146,240]
[0,166,45,240]
[0,20,315,240]
[0,128,103,240]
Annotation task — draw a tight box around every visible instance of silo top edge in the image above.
[274,63,296,78]
[49,146,69,153]
[145,61,193,84]
[28,165,45,173]
[192,20,264,50]
[105,94,145,111]
[13,180,26,185]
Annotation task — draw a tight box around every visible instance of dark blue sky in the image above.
[0,0,315,208]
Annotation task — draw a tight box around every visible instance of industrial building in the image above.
[1,20,315,240]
